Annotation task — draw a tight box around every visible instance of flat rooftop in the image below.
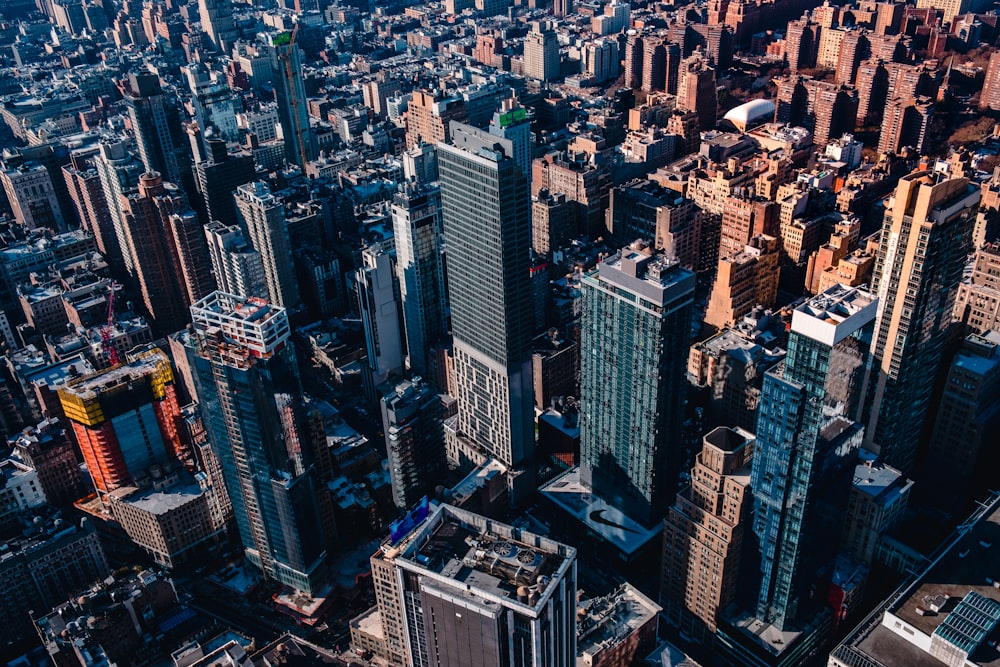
[539,467,662,556]
[832,493,1000,667]
[393,503,575,612]
[577,583,661,665]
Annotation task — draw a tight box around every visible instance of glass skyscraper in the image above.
[188,291,331,594]
[438,122,534,468]
[579,243,695,526]
[751,285,876,630]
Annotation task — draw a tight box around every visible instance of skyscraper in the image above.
[380,378,446,510]
[234,181,300,309]
[204,220,267,300]
[58,348,187,494]
[662,427,755,638]
[123,73,184,185]
[391,182,447,378]
[369,502,577,667]
[523,21,561,82]
[188,291,331,594]
[193,138,256,225]
[677,50,718,131]
[354,244,404,398]
[865,172,978,474]
[579,243,695,526]
[197,0,237,52]
[438,123,534,468]
[94,139,145,276]
[267,33,317,170]
[751,285,875,630]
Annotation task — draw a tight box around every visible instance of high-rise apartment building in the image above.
[865,172,978,474]
[840,461,911,563]
[607,179,701,271]
[188,291,332,594]
[391,182,447,378]
[877,96,934,155]
[380,378,446,510]
[57,348,187,494]
[523,21,561,82]
[267,34,317,169]
[981,51,1000,111]
[234,181,300,309]
[677,50,717,131]
[641,37,681,94]
[438,123,534,469]
[123,73,184,185]
[785,14,820,72]
[368,502,577,667]
[662,427,755,638]
[751,285,876,630]
[94,139,145,276]
[774,77,858,146]
[204,220,267,300]
[954,241,1000,334]
[532,190,574,259]
[62,160,117,266]
[579,244,695,526]
[193,138,256,225]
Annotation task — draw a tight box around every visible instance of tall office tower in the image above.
[205,220,268,300]
[1,162,66,231]
[121,172,205,333]
[579,244,695,526]
[405,92,467,151]
[123,73,185,185]
[188,292,331,594]
[877,96,934,155]
[354,245,404,398]
[94,139,145,275]
[391,182,446,378]
[198,0,237,52]
[677,51,717,131]
[403,142,439,184]
[751,285,876,630]
[489,98,533,187]
[267,33,317,170]
[785,14,820,72]
[523,21,561,82]
[380,378,446,510]
[922,331,1000,515]
[438,123,534,468]
[865,172,978,473]
[552,0,571,17]
[234,181,300,309]
[194,138,256,225]
[662,427,754,638]
[13,418,89,507]
[63,161,116,265]
[183,63,239,144]
[371,502,577,667]
[981,52,1000,111]
[58,348,187,494]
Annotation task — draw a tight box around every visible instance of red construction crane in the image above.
[102,283,119,366]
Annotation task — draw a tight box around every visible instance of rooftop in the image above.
[540,467,662,556]
[392,502,575,612]
[577,583,661,665]
[792,284,878,346]
[590,244,696,308]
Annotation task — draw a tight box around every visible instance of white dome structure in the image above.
[723,99,777,133]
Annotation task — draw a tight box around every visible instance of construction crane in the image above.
[277,24,309,172]
[101,283,119,367]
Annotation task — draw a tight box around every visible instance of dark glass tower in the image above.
[579,244,695,526]
[188,291,330,594]
[751,285,876,630]
[267,35,317,170]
